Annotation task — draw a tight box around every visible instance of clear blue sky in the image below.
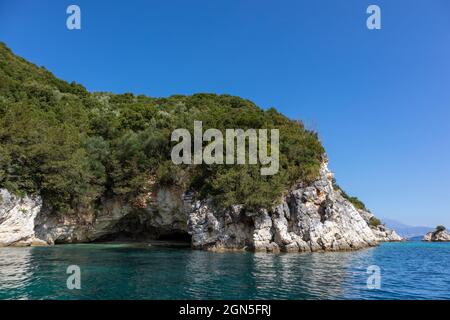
[1,0,449,227]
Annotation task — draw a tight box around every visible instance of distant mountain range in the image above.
[381,218,433,239]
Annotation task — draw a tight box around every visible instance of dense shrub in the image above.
[332,178,368,211]
[369,217,382,227]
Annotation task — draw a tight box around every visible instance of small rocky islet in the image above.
[423,226,450,242]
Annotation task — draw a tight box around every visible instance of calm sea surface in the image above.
[0,241,449,300]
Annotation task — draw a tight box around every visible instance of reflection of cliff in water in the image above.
[182,248,377,299]
[250,251,357,299]
[0,244,379,299]
[0,247,34,299]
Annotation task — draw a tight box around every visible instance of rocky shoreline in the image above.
[188,161,402,252]
[0,161,402,251]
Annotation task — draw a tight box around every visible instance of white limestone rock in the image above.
[0,189,45,246]
[358,210,404,242]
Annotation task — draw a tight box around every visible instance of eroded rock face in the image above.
[0,189,46,246]
[370,226,403,242]
[358,210,404,242]
[0,161,403,251]
[33,187,188,244]
[187,162,381,252]
[0,187,188,246]
[34,197,133,244]
[423,230,450,242]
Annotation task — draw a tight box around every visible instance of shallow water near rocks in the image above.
[0,241,449,300]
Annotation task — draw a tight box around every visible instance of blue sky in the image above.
[1,0,449,227]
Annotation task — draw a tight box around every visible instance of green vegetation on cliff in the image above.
[332,178,368,211]
[0,42,326,213]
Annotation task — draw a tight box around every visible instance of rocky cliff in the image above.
[0,189,46,246]
[188,161,402,252]
[0,161,402,250]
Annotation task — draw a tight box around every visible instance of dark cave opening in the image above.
[88,213,192,247]
[92,228,192,248]
[156,231,192,243]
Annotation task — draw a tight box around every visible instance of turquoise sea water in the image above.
[0,242,449,300]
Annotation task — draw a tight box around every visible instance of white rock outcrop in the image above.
[358,210,404,242]
[0,189,46,246]
[423,229,450,242]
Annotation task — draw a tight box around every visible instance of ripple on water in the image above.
[0,242,449,299]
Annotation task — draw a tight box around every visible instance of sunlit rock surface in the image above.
[0,162,403,251]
